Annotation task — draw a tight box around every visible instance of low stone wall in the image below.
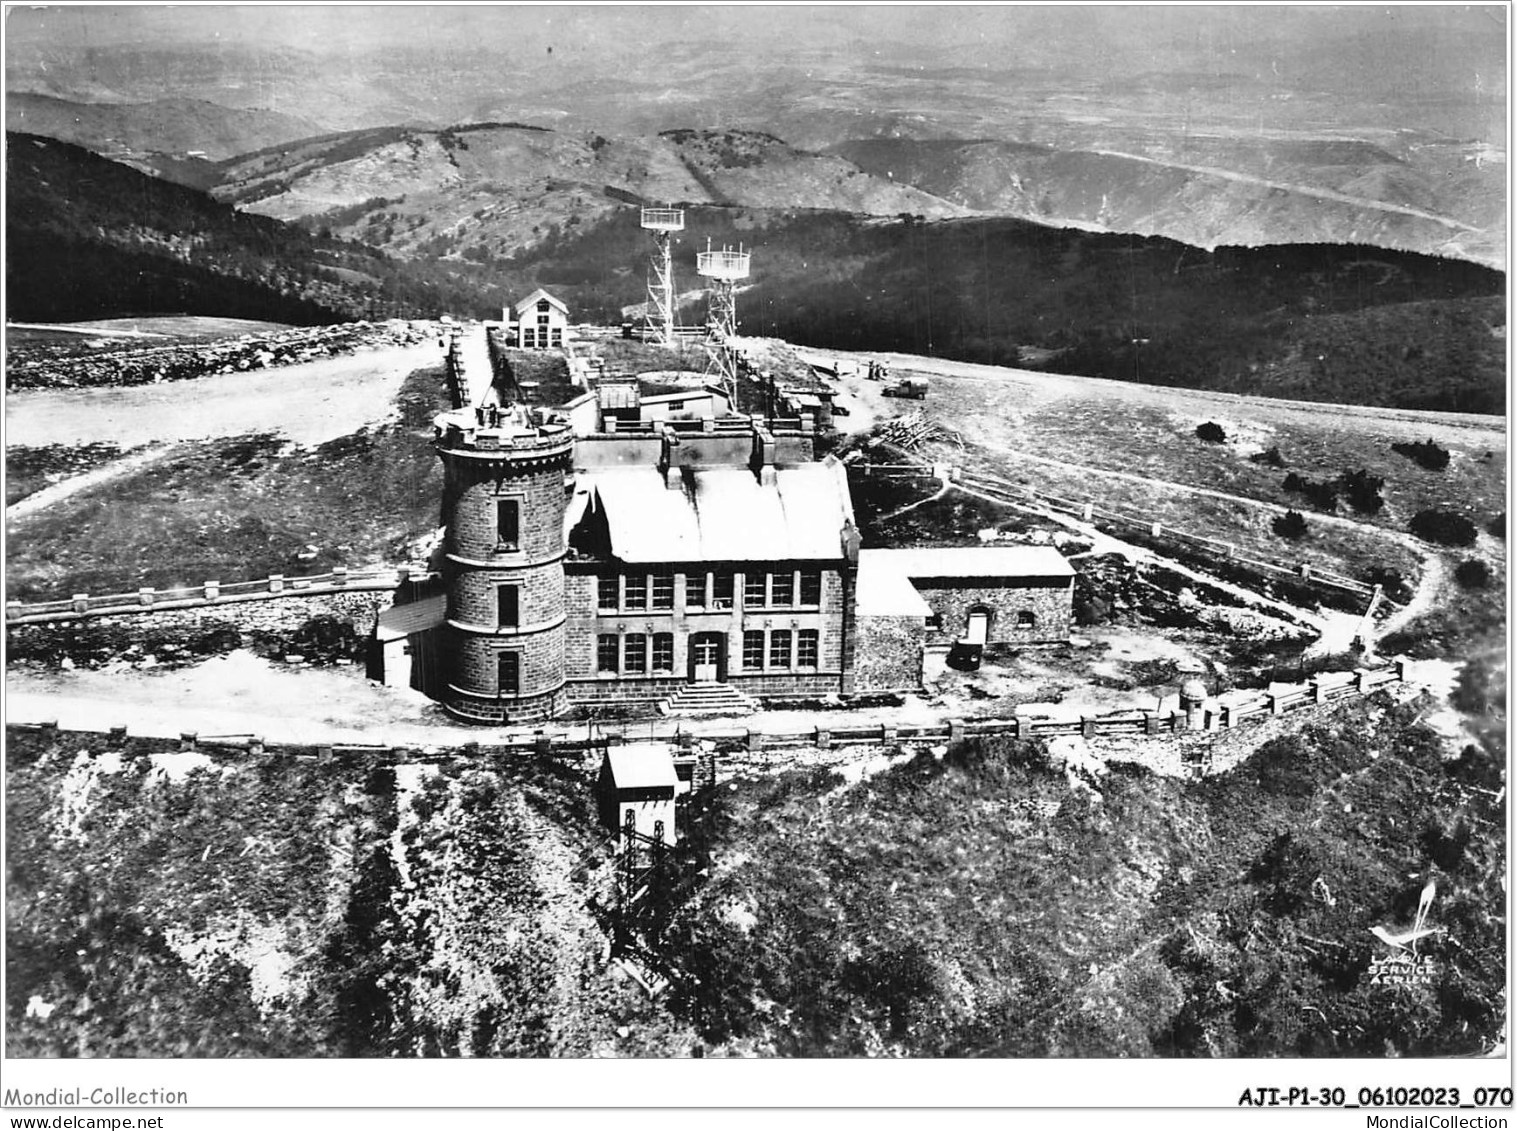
[7,590,395,667]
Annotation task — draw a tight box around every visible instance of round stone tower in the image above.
[435,405,573,724]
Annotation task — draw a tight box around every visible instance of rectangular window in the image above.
[744,572,767,608]
[497,584,518,629]
[652,633,674,673]
[623,633,647,674]
[685,572,707,609]
[797,630,819,668]
[769,570,795,607]
[496,499,519,549]
[711,573,734,610]
[769,630,792,669]
[623,574,647,611]
[742,631,765,670]
[799,571,822,606]
[497,652,519,694]
[651,572,675,610]
[597,635,619,673]
[598,575,618,611]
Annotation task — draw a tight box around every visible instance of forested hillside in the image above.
[504,207,1507,414]
[5,133,503,323]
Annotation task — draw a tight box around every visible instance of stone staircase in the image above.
[659,682,760,717]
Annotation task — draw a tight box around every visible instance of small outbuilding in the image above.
[597,743,681,846]
[509,288,570,350]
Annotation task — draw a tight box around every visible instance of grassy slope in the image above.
[4,366,448,600]
[661,696,1505,1056]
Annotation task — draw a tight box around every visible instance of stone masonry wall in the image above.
[915,580,1073,646]
[7,589,393,649]
[855,614,926,692]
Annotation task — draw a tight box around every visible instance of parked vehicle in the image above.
[881,377,929,399]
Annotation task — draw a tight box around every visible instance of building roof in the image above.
[576,458,855,564]
[605,744,680,791]
[855,553,934,617]
[861,545,1075,581]
[374,594,446,642]
[639,389,715,406]
[513,288,568,316]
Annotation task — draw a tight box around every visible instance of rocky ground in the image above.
[6,319,438,391]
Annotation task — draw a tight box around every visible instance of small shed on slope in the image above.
[598,743,681,845]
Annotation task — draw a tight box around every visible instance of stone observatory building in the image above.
[388,325,1075,725]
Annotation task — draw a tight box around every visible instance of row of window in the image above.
[744,629,820,671]
[594,630,821,674]
[598,632,676,675]
[598,570,822,613]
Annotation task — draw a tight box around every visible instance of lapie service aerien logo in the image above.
[1365,879,1442,987]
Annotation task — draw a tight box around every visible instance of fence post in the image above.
[948,718,966,744]
[269,574,284,593]
[1150,522,1162,538]
[1219,704,1233,729]
[1395,657,1410,682]
[108,725,128,746]
[180,732,198,752]
[1267,692,1283,716]
[332,567,348,587]
[1144,712,1161,736]
[1354,669,1370,693]
[249,736,265,755]
[6,601,22,621]
[880,725,897,744]
[1298,563,1313,581]
[204,580,221,600]
[72,594,89,615]
[746,730,764,753]
[138,587,155,606]
[534,731,551,757]
[1310,677,1325,704]
[1081,502,1094,522]
[1080,716,1096,738]
[815,727,831,750]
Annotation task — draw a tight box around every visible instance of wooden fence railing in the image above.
[6,660,1409,767]
[948,469,1378,601]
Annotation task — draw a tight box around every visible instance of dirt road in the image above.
[5,341,439,449]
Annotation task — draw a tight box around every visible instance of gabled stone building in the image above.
[395,326,1076,724]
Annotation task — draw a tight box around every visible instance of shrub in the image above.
[1392,439,1451,471]
[1281,473,1339,511]
[1337,468,1385,515]
[1195,421,1227,443]
[1409,509,1478,547]
[1250,445,1286,467]
[1273,509,1308,540]
[1487,513,1505,539]
[1454,559,1491,589]
[1365,566,1414,604]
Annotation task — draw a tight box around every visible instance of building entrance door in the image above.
[965,610,990,646]
[689,633,724,682]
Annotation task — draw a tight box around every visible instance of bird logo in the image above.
[1370,879,1443,955]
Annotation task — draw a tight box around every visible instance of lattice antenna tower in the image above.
[640,206,684,347]
[696,237,751,403]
